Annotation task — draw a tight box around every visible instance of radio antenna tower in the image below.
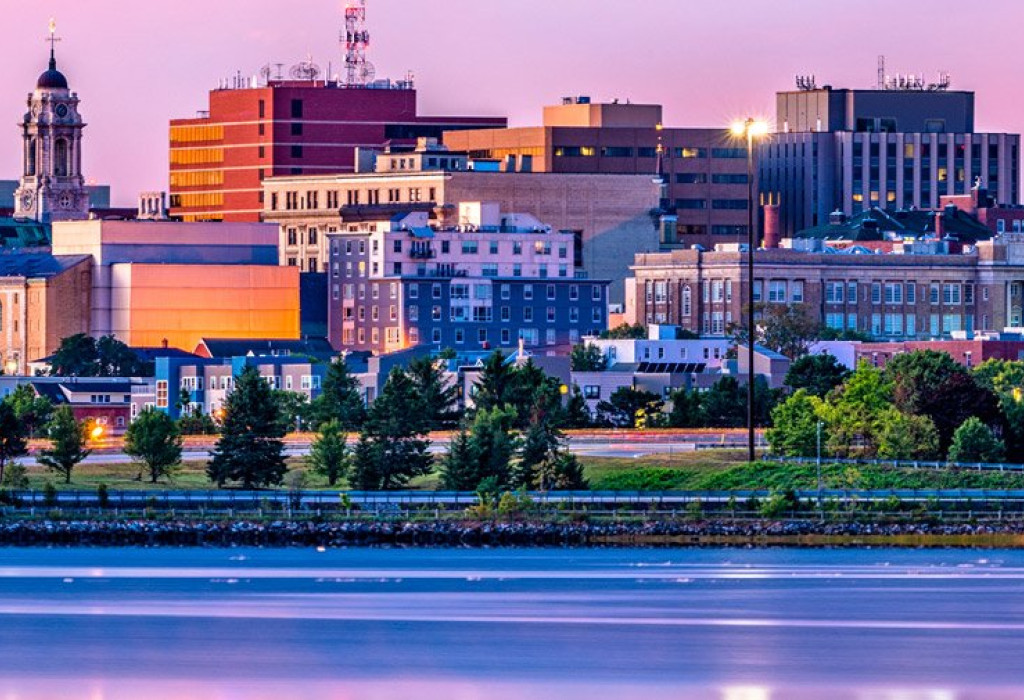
[342,0,374,86]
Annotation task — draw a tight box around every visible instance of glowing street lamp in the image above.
[731,118,769,465]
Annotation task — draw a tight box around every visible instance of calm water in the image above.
[0,546,1023,699]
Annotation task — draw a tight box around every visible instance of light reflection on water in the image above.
[0,547,1022,699]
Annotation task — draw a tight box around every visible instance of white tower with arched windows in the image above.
[14,21,88,223]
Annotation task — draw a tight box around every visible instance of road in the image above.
[22,432,763,467]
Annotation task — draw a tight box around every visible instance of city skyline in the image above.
[1,0,1022,205]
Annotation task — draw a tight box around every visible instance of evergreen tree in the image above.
[310,359,365,430]
[564,385,591,428]
[668,387,703,428]
[0,402,29,485]
[307,420,350,487]
[596,386,664,428]
[350,369,432,490]
[124,408,183,483]
[408,355,461,430]
[473,350,517,414]
[538,452,588,491]
[439,428,477,490]
[273,390,310,433]
[38,405,91,484]
[207,365,288,488]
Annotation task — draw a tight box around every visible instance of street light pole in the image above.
[816,420,823,513]
[732,118,767,465]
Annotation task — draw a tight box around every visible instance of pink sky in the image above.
[2,0,1023,206]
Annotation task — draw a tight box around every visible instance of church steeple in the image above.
[14,19,88,223]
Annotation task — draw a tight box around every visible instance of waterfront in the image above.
[0,547,1023,698]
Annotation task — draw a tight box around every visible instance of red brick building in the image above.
[169,81,505,222]
[855,339,1024,369]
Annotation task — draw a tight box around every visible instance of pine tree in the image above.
[307,420,350,487]
[310,359,365,430]
[38,405,90,484]
[564,384,591,428]
[350,369,432,490]
[207,365,288,488]
[408,355,460,430]
[473,350,516,413]
[439,428,478,490]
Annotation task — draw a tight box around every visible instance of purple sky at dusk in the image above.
[1,0,1023,205]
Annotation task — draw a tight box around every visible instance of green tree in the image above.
[877,408,940,461]
[600,323,647,339]
[564,385,591,428]
[570,343,607,372]
[124,408,183,483]
[973,359,1024,462]
[766,390,823,457]
[472,350,517,414]
[698,377,746,428]
[350,369,432,490]
[596,386,664,428]
[818,362,892,457]
[513,417,564,489]
[273,390,310,433]
[307,420,349,487]
[948,417,1006,464]
[49,334,100,376]
[207,365,288,488]
[667,387,703,428]
[884,350,1001,454]
[440,407,517,490]
[538,452,588,491]
[38,405,91,484]
[784,354,850,398]
[407,355,460,430]
[3,385,53,438]
[50,334,150,377]
[755,303,821,359]
[179,412,219,435]
[310,359,365,431]
[0,402,29,484]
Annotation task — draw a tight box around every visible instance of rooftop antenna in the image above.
[877,55,885,89]
[342,0,375,86]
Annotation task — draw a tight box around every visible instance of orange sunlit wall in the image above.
[110,264,300,350]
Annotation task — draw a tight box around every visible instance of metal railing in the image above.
[763,455,1024,473]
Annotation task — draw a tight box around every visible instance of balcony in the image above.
[409,247,437,260]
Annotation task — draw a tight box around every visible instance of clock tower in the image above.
[14,20,89,223]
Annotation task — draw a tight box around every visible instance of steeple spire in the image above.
[47,17,60,70]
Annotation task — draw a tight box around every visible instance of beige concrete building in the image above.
[0,254,92,373]
[628,235,1024,340]
[262,141,660,305]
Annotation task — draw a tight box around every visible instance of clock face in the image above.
[20,193,33,210]
[55,104,69,119]
[59,193,73,209]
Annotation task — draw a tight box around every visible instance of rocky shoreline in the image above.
[2,517,1024,547]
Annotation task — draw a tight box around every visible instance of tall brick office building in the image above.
[443,97,754,250]
[169,81,505,222]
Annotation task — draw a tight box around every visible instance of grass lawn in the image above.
[14,450,1024,493]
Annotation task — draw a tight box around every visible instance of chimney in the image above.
[763,203,781,249]
[934,210,944,240]
[162,338,169,349]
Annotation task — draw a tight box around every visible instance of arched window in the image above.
[25,138,36,176]
[55,139,68,177]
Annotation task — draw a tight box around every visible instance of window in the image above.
[711,147,747,158]
[489,241,499,255]
[592,286,602,301]
[547,306,556,322]
[675,199,707,210]
[501,329,511,344]
[482,264,498,277]
[791,281,804,303]
[943,283,961,305]
[768,280,787,303]
[432,283,442,299]
[583,385,601,399]
[512,241,522,255]
[546,284,556,300]
[825,282,844,304]
[676,148,707,159]
[930,283,940,304]
[884,283,903,304]
[847,282,857,304]
[524,285,534,300]
[871,282,882,304]
[906,283,916,304]
[752,280,762,302]
[711,199,748,210]
[676,173,708,184]
[964,283,975,305]
[290,145,303,159]
[546,329,557,345]
[462,240,478,254]
[156,381,168,409]
[523,307,534,322]
[501,306,511,322]
[290,99,303,118]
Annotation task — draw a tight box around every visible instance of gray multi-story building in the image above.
[761,83,1020,238]
[326,203,609,355]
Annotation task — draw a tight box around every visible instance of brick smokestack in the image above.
[934,210,945,240]
[763,203,781,249]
